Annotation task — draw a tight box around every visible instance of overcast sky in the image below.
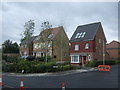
[1,2,118,44]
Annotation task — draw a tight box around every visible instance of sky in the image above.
[1,2,118,45]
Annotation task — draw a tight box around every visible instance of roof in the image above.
[33,26,63,42]
[70,22,101,42]
[20,36,37,45]
[106,40,120,49]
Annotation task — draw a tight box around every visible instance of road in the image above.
[2,65,119,89]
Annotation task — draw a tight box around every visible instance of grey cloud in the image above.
[2,2,118,44]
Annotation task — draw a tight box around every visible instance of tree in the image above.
[2,40,19,53]
[21,20,35,42]
[40,21,52,63]
[41,21,52,31]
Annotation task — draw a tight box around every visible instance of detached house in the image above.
[33,26,69,62]
[70,22,108,65]
[20,36,37,57]
[106,40,120,60]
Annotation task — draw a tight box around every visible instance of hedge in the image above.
[86,60,119,67]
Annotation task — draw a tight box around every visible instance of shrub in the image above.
[2,63,16,72]
[62,65,71,71]
[86,61,94,67]
[2,55,19,63]
[35,57,45,61]
[35,56,51,62]
[115,60,120,64]
[15,59,32,73]
[93,60,116,67]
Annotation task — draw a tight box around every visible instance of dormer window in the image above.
[75,32,86,39]
[85,43,89,49]
[48,33,53,38]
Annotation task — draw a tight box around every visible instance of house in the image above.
[19,36,37,57]
[33,26,69,62]
[70,22,108,65]
[106,40,120,60]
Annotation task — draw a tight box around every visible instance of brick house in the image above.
[33,26,69,62]
[19,36,37,57]
[106,40,120,60]
[70,22,108,65]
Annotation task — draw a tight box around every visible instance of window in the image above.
[64,53,67,57]
[81,32,86,38]
[48,33,53,38]
[48,43,51,47]
[74,44,79,51]
[75,32,86,38]
[71,56,79,63]
[88,55,91,61]
[99,39,101,43]
[24,44,27,48]
[85,43,89,49]
[75,33,80,38]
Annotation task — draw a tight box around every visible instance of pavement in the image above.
[3,67,98,77]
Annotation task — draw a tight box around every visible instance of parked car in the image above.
[26,56,35,61]
[21,56,28,59]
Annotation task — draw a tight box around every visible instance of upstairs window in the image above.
[85,43,89,49]
[74,44,79,51]
[99,39,101,43]
[75,32,86,38]
[48,33,53,38]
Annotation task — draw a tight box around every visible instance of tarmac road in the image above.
[2,65,119,89]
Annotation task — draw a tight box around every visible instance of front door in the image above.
[83,56,86,64]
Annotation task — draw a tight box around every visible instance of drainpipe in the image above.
[103,40,105,65]
[82,56,84,67]
[61,34,63,70]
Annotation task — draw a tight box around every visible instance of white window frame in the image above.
[71,55,80,63]
[74,44,79,51]
[88,55,91,61]
[85,43,89,49]
[48,34,53,38]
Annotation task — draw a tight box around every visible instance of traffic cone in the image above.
[20,78,24,90]
[61,82,65,90]
[0,75,3,86]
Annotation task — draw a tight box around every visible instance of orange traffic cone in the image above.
[20,78,24,90]
[0,75,3,86]
[62,82,65,90]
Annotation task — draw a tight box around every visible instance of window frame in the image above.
[85,43,89,49]
[71,55,80,63]
[88,55,91,61]
[74,44,79,51]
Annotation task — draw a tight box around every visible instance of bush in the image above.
[115,60,120,64]
[2,63,16,72]
[93,60,116,67]
[2,55,19,63]
[86,61,94,67]
[35,56,51,62]
[62,65,71,71]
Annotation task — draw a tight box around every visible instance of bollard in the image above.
[20,78,24,90]
[61,82,65,90]
[0,75,3,86]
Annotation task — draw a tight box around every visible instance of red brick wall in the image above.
[70,40,95,53]
[106,41,120,60]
